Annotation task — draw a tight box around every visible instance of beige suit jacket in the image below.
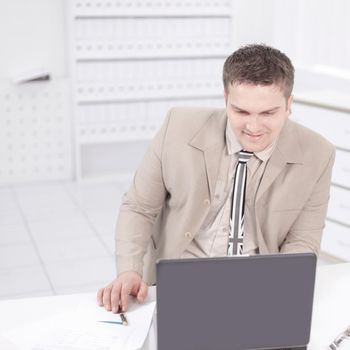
[115,107,335,284]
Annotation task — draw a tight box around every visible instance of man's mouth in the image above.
[243,132,263,140]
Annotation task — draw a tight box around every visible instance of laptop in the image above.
[156,253,316,350]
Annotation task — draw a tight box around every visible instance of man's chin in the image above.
[241,142,268,153]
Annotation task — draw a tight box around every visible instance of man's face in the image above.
[225,83,293,153]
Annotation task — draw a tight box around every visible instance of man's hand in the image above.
[97,271,148,313]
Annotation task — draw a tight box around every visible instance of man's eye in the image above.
[237,110,248,115]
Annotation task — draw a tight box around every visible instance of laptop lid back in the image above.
[156,253,316,350]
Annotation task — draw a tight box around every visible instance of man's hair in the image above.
[223,44,294,98]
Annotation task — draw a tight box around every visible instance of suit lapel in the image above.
[203,144,225,200]
[188,109,227,201]
[255,148,286,202]
[256,119,304,203]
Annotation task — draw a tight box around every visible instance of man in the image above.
[97,44,335,313]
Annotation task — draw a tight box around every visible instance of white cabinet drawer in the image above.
[332,149,350,188]
[321,220,350,261]
[328,186,350,226]
[292,103,350,151]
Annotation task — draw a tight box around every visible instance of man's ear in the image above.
[224,90,228,105]
[287,94,293,115]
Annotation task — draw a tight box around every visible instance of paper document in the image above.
[2,295,156,350]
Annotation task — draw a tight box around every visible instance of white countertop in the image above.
[0,263,349,350]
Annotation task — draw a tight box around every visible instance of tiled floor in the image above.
[0,180,129,300]
[0,180,335,301]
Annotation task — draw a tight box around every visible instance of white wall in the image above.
[0,0,72,184]
[232,0,276,48]
[0,0,67,80]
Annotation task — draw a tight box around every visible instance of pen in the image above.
[98,320,123,325]
[120,313,128,326]
[98,313,128,326]
[329,325,350,349]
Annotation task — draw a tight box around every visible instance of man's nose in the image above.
[246,115,261,132]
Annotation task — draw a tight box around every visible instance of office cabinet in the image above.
[0,80,72,184]
[328,186,350,227]
[67,0,233,182]
[292,103,350,150]
[293,98,350,261]
[321,220,350,262]
[331,149,350,189]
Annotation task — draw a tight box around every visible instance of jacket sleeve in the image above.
[115,110,172,276]
[280,147,336,255]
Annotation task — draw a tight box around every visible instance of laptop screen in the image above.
[156,253,316,350]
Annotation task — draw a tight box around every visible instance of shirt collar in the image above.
[225,118,277,162]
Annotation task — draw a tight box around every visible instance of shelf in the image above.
[79,140,149,182]
[71,1,232,18]
[75,52,230,62]
[68,0,233,182]
[76,93,223,105]
[77,171,134,185]
[321,219,350,262]
[77,132,156,145]
[294,90,350,114]
[75,14,232,19]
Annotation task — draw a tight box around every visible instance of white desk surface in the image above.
[0,263,349,350]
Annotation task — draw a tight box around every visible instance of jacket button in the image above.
[185,231,192,239]
[203,199,210,206]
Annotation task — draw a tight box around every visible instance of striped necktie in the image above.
[228,150,254,256]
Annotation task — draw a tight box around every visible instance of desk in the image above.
[0,263,349,350]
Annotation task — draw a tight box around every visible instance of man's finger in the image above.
[97,288,104,306]
[102,286,112,311]
[137,281,148,302]
[120,283,132,312]
[110,284,121,313]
